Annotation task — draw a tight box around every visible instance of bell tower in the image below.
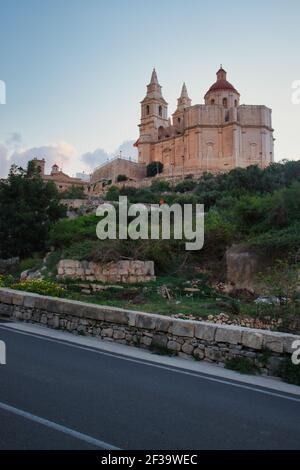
[172,82,191,132]
[138,69,168,164]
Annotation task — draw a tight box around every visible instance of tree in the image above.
[0,163,66,258]
[146,161,163,177]
[59,185,86,199]
[116,174,128,182]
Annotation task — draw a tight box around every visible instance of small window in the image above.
[178,117,181,123]
[146,105,150,115]
[211,99,215,105]
[223,97,228,108]
[159,105,162,117]
[234,99,238,107]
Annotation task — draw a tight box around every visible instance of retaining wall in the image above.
[57,260,155,283]
[0,288,299,377]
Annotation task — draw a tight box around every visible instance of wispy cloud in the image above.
[81,140,138,171]
[0,137,138,178]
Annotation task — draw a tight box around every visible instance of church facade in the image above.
[136,67,274,178]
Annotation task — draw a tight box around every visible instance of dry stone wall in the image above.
[57,260,155,284]
[0,288,299,377]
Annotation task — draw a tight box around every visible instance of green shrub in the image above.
[105,185,120,201]
[59,185,86,200]
[277,358,300,385]
[19,256,43,273]
[0,275,14,288]
[150,180,170,192]
[174,180,197,193]
[225,356,258,374]
[10,279,65,297]
[49,214,99,248]
[147,161,163,177]
[116,174,128,182]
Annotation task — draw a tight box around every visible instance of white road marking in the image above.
[0,400,120,450]
[1,324,300,404]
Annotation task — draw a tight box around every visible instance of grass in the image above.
[225,357,259,375]
[277,358,300,385]
[60,275,224,318]
[65,288,222,318]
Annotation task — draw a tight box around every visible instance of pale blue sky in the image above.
[0,0,300,176]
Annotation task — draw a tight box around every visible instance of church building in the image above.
[136,67,274,177]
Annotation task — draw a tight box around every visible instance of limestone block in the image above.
[263,334,284,353]
[135,313,157,330]
[113,330,126,340]
[193,348,205,360]
[205,347,224,362]
[152,334,168,348]
[23,294,38,309]
[155,317,172,333]
[169,320,195,338]
[104,309,129,325]
[0,289,13,305]
[242,331,263,350]
[0,304,13,316]
[102,328,113,338]
[195,324,216,341]
[84,305,105,321]
[141,336,152,346]
[182,343,194,355]
[283,334,300,353]
[128,312,136,327]
[167,340,181,352]
[215,326,242,345]
[12,292,24,306]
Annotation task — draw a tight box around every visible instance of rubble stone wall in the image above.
[57,260,155,284]
[1,288,299,377]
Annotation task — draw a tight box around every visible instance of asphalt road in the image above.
[0,323,300,450]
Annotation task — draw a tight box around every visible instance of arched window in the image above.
[146,105,150,115]
[159,105,162,117]
[222,97,228,108]
[177,117,181,123]
[211,99,215,105]
[234,99,238,107]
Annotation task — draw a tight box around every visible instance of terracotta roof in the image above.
[205,79,239,96]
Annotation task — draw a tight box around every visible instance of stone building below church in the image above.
[32,158,88,192]
[136,67,274,178]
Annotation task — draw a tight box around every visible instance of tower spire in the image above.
[177,82,191,110]
[145,68,165,100]
[150,68,159,85]
[180,82,188,98]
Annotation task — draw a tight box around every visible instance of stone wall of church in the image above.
[91,158,146,184]
[148,104,273,175]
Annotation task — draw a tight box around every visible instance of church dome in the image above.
[205,67,240,98]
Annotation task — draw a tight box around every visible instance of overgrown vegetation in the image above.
[1,160,300,331]
[146,161,163,177]
[225,356,258,375]
[10,279,65,297]
[0,163,66,258]
[59,185,86,200]
[277,358,300,385]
